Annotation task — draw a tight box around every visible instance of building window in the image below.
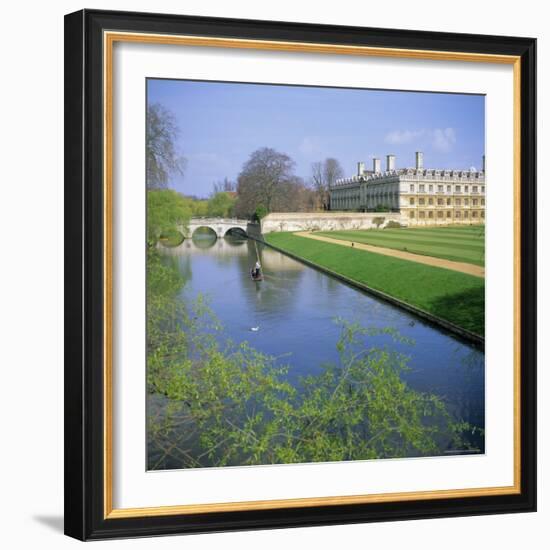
[410,184,415,192]
[428,198,433,205]
[481,186,485,193]
[409,197,415,205]
[472,211,478,218]
[464,198,469,205]
[429,184,433,192]
[438,185,443,192]
[419,184,425,192]
[455,185,461,192]
[464,211,469,218]
[481,199,485,205]
[455,198,461,206]
[481,211,485,218]
[446,211,451,218]
[437,198,444,205]
[473,185,478,192]
[419,198,425,205]
[456,211,461,218]
[447,185,451,192]
[409,211,415,218]
[446,198,451,205]
[465,185,469,192]
[437,211,443,218]
[428,211,434,218]
[419,211,425,218]
[473,198,478,206]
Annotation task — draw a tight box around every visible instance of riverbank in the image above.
[263,232,484,340]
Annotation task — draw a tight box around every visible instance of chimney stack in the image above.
[482,155,486,172]
[415,151,424,170]
[357,161,365,176]
[386,154,396,172]
[373,158,381,173]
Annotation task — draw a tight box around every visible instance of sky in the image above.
[147,79,485,199]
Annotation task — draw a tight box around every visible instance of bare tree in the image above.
[311,158,344,210]
[146,103,186,189]
[234,148,297,217]
[311,161,325,209]
[212,177,236,195]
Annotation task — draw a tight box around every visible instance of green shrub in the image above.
[385,220,404,229]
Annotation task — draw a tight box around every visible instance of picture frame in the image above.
[64,9,537,541]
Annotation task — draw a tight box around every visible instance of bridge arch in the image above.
[190,226,218,239]
[224,227,248,238]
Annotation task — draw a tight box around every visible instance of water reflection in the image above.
[161,235,485,440]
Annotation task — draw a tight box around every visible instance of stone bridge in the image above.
[180,217,249,238]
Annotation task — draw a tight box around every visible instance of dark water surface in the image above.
[160,234,485,438]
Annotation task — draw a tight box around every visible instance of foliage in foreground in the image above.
[147,251,476,469]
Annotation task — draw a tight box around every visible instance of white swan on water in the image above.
[250,326,260,332]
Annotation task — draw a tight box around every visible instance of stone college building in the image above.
[329,152,485,225]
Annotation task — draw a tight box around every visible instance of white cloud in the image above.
[384,129,425,145]
[432,127,457,153]
[384,127,457,153]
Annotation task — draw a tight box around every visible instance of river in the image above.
[159,233,485,452]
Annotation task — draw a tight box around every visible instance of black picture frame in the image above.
[64,8,537,541]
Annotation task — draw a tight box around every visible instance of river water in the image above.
[160,234,485,449]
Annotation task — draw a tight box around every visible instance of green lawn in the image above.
[316,225,485,266]
[264,232,484,336]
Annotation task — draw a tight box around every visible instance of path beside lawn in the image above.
[295,231,485,278]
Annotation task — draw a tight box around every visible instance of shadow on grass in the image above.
[428,286,485,336]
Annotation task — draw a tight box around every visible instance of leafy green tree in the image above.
[187,198,208,217]
[147,189,192,246]
[254,204,268,221]
[146,103,186,189]
[207,191,236,218]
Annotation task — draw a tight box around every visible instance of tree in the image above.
[372,216,386,229]
[146,103,186,189]
[311,158,344,210]
[254,204,268,221]
[188,199,208,217]
[234,148,298,218]
[207,191,236,218]
[147,189,192,246]
[212,177,236,194]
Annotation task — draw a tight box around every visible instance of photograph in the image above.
[145,78,487,471]
[60,6,537,542]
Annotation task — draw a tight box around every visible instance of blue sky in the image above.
[147,79,485,198]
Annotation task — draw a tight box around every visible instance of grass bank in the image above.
[316,225,485,266]
[264,232,484,337]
